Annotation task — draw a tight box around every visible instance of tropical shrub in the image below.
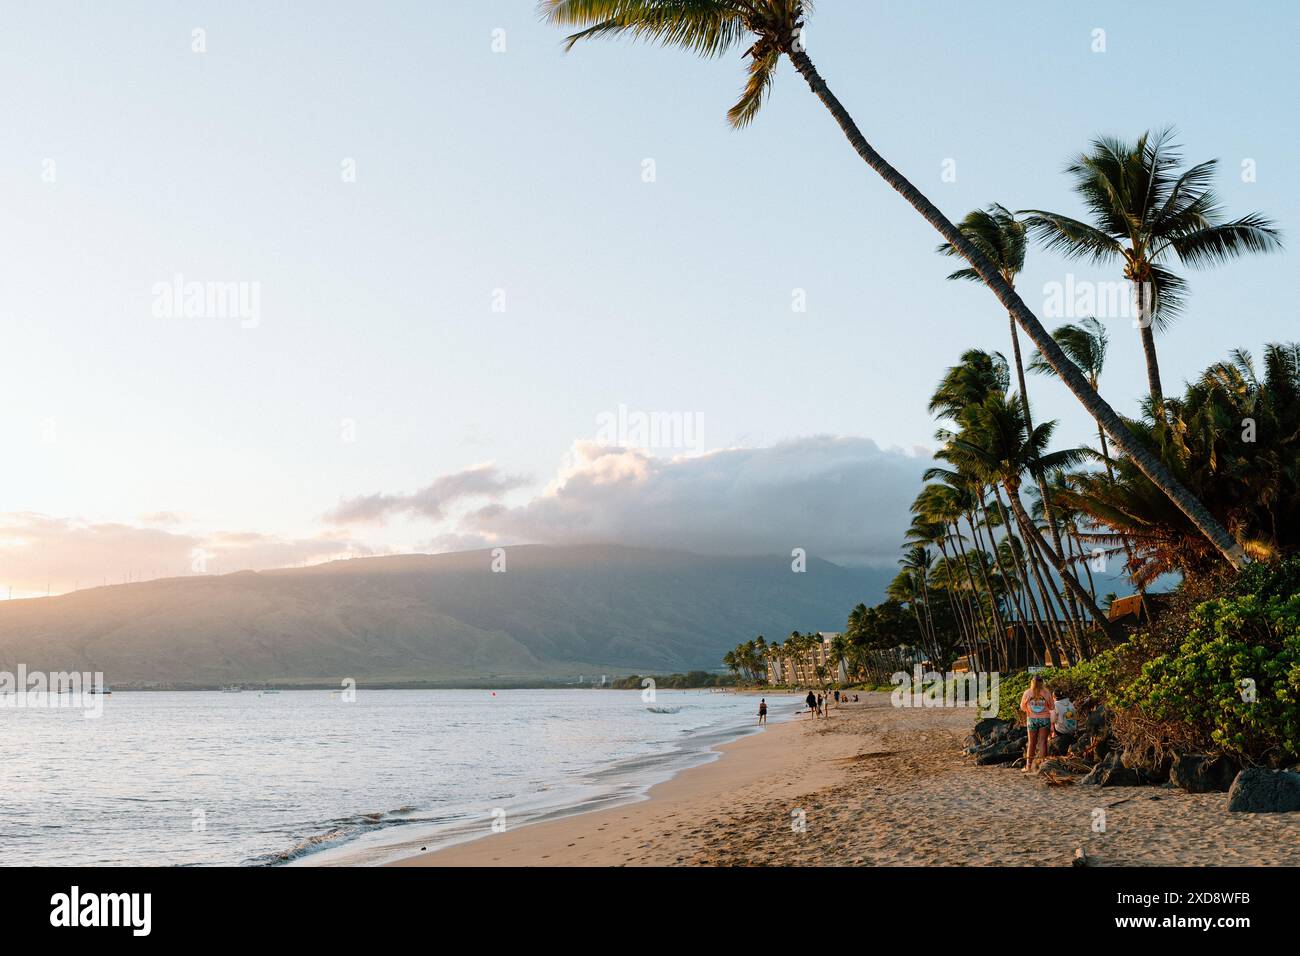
[1080,556,1300,763]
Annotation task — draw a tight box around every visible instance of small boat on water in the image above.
[221,685,243,693]
[87,687,112,695]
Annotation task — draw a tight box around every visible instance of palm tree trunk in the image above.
[1002,489,1071,666]
[953,521,996,668]
[1138,309,1164,412]
[1006,483,1116,647]
[989,486,1055,666]
[787,49,1247,570]
[978,491,1032,664]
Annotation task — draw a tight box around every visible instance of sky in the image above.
[1,1,1297,595]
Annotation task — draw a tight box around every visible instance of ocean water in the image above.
[0,688,798,866]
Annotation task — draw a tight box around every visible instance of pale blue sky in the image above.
[1,2,1296,591]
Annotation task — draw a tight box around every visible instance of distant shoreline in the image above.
[62,680,754,692]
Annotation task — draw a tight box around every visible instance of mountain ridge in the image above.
[0,544,888,687]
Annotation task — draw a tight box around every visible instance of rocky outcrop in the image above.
[1226,769,1300,812]
[1080,751,1142,787]
[1170,753,1239,793]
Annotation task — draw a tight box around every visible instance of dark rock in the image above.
[1170,753,1240,793]
[1048,733,1075,757]
[1086,705,1108,733]
[1122,746,1171,784]
[1226,769,1300,812]
[1081,750,1141,787]
[1036,758,1078,777]
[975,739,1022,765]
[972,717,1009,744]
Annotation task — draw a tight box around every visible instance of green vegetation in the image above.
[609,671,735,690]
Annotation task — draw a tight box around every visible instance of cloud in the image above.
[0,513,366,595]
[325,463,530,525]
[440,437,929,567]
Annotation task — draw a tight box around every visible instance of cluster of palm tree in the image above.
[543,0,1281,572]
[841,600,922,683]
[546,2,1290,676]
[722,636,768,683]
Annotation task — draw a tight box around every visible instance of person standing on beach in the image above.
[1020,675,1056,773]
[816,692,825,718]
[805,689,817,717]
[757,698,767,724]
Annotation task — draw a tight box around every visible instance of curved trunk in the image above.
[787,49,1247,570]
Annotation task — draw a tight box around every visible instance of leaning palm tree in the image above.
[1021,129,1282,411]
[541,1,1249,568]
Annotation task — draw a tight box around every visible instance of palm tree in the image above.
[941,392,1118,654]
[1021,129,1282,412]
[937,205,1034,425]
[541,1,1250,568]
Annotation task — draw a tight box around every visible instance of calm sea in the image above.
[0,688,798,866]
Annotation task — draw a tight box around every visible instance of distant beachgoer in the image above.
[757,698,767,724]
[1020,675,1057,773]
[816,693,824,717]
[833,689,840,704]
[805,690,817,717]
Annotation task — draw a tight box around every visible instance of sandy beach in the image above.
[392,691,1298,867]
